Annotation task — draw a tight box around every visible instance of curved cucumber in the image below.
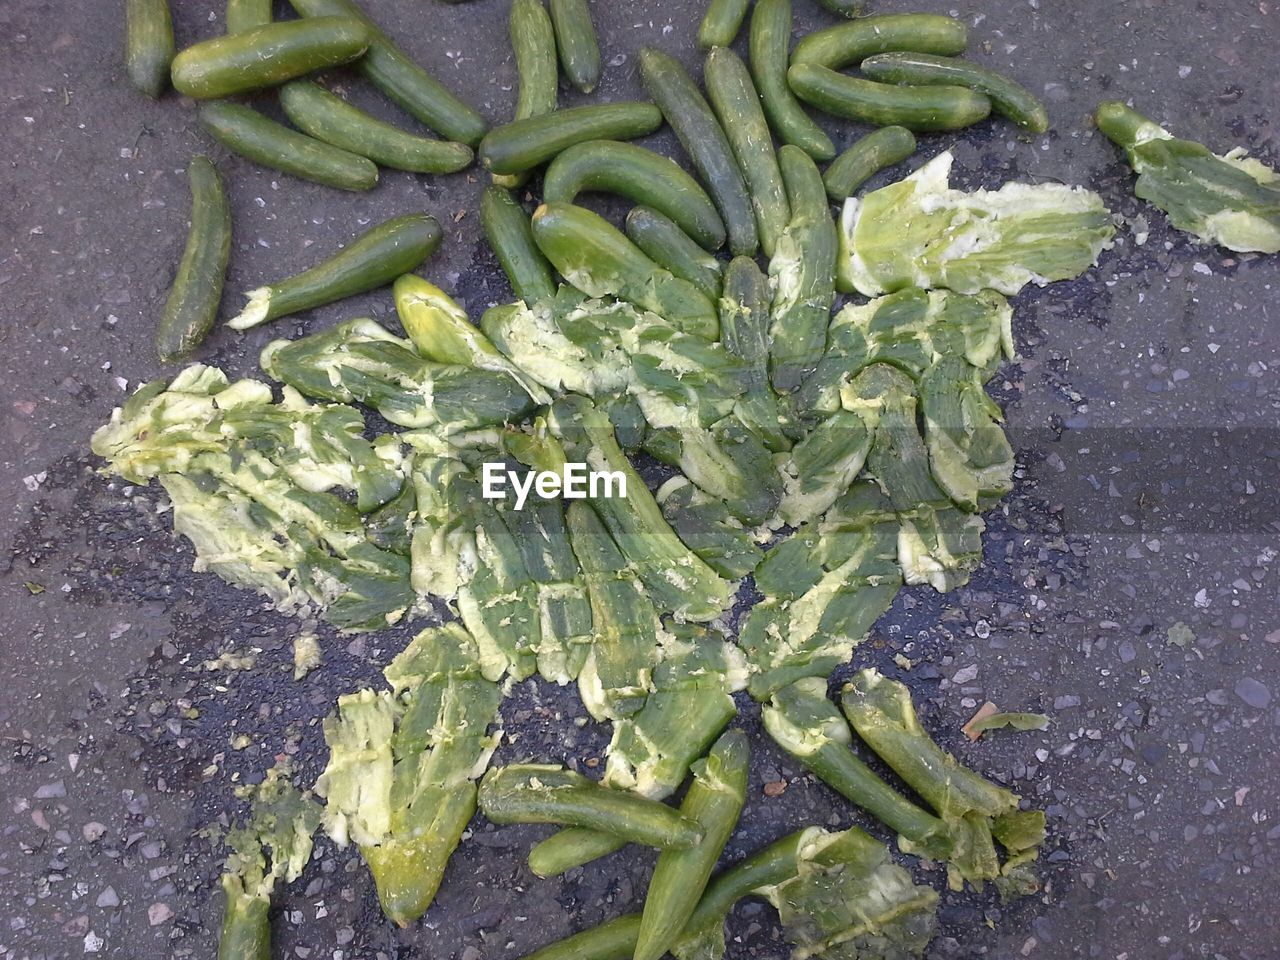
[479,103,663,175]
[549,0,602,94]
[199,101,379,191]
[625,206,723,301]
[791,13,968,71]
[481,186,557,304]
[788,63,991,132]
[639,47,758,256]
[543,140,726,251]
[749,0,834,161]
[279,81,474,174]
[287,0,488,146]
[156,157,231,362]
[861,51,1048,133]
[698,0,751,50]
[225,0,272,33]
[228,213,442,329]
[822,126,916,201]
[532,202,718,339]
[704,46,790,258]
[171,17,370,99]
[125,0,174,98]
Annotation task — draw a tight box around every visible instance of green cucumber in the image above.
[479,103,663,175]
[199,101,379,191]
[481,186,557,303]
[287,0,488,146]
[698,0,751,50]
[704,46,790,258]
[225,0,272,33]
[791,13,968,71]
[788,64,991,132]
[548,0,601,94]
[228,214,442,329]
[625,206,723,301]
[748,0,834,162]
[532,202,718,339]
[156,157,231,362]
[639,47,758,256]
[815,0,863,17]
[860,51,1049,133]
[510,0,558,121]
[279,82,474,174]
[543,140,726,251]
[171,17,370,99]
[822,126,916,201]
[125,0,174,98]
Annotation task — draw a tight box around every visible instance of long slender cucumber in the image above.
[156,157,231,362]
[532,202,719,339]
[625,206,723,301]
[125,0,174,98]
[543,140,726,250]
[279,82,474,174]
[704,46,789,258]
[698,0,751,50]
[861,51,1049,133]
[171,17,370,99]
[788,63,991,132]
[639,47,758,256]
[481,186,557,303]
[521,916,642,960]
[791,13,968,71]
[548,0,602,94]
[287,0,488,146]
[748,0,834,162]
[225,0,272,33]
[822,126,916,201]
[228,214,442,329]
[479,103,663,175]
[510,0,558,121]
[199,101,379,191]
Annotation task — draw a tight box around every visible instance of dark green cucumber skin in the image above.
[258,214,443,322]
[791,13,968,71]
[125,0,174,98]
[788,64,991,132]
[822,126,916,201]
[170,17,370,99]
[199,101,379,191]
[479,103,663,175]
[698,0,751,50]
[548,0,602,94]
[704,46,790,258]
[511,0,558,121]
[287,0,488,146]
[481,186,558,304]
[543,140,726,251]
[156,156,231,363]
[225,0,273,33]
[625,206,723,301]
[748,0,835,162]
[279,82,474,174]
[860,51,1049,133]
[639,47,759,256]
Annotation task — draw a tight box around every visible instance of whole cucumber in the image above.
[749,0,834,161]
[791,13,968,71]
[481,186,558,304]
[479,103,663,175]
[788,63,991,132]
[822,126,916,201]
[125,0,175,98]
[548,0,602,93]
[698,0,751,50]
[625,206,723,301]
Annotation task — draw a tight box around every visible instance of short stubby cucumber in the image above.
[170,17,370,99]
[228,213,442,329]
[543,140,726,250]
[822,126,916,201]
[479,103,664,176]
[548,0,602,93]
[749,0,834,161]
[788,64,991,132]
[698,0,751,50]
[791,13,968,71]
[481,186,557,304]
[156,156,231,362]
[279,81,474,174]
[861,51,1049,133]
[125,0,175,98]
[625,206,723,301]
[199,101,379,191]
